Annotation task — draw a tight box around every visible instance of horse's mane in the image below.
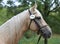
[0,9,29,44]
[1,10,27,25]
[0,9,28,31]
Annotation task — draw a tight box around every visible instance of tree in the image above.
[18,0,60,17]
[1,0,59,18]
[37,0,60,17]
[0,0,3,10]
[6,0,19,18]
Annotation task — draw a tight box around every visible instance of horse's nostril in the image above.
[48,32,51,37]
[40,26,52,38]
[42,31,51,38]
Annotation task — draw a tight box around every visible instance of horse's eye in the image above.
[35,17,41,20]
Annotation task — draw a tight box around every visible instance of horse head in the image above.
[27,3,52,38]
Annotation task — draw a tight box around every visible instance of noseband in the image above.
[28,10,48,44]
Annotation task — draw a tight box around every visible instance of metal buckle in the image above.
[30,15,35,19]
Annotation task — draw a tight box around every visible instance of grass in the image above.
[18,34,60,44]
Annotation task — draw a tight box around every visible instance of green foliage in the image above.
[7,0,13,5]
[46,12,60,34]
[24,30,36,39]
[18,35,60,44]
[0,0,2,3]
[0,8,8,25]
[0,4,3,10]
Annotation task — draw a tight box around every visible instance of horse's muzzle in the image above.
[40,26,52,38]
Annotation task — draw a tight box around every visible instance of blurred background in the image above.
[0,0,60,44]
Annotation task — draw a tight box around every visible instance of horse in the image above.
[0,3,52,44]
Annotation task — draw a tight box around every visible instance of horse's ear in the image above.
[31,2,37,11]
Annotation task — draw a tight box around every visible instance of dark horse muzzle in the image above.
[40,27,51,38]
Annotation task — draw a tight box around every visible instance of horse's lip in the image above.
[37,29,51,38]
[42,31,51,38]
[42,34,51,38]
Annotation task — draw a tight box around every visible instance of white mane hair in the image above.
[0,9,29,44]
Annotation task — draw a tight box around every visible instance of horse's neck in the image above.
[15,10,29,37]
[13,10,29,40]
[0,10,29,44]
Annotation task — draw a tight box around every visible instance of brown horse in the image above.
[0,4,52,44]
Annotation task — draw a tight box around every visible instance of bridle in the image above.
[28,9,48,44]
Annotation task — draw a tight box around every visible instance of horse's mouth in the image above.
[37,26,52,38]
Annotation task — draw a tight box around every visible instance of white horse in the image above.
[0,4,52,44]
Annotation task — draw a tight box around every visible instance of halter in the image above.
[28,10,48,44]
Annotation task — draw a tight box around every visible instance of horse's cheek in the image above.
[30,22,38,31]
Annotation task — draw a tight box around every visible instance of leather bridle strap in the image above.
[44,38,48,44]
[28,19,33,29]
[37,34,48,44]
[37,34,42,44]
[33,19,48,44]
